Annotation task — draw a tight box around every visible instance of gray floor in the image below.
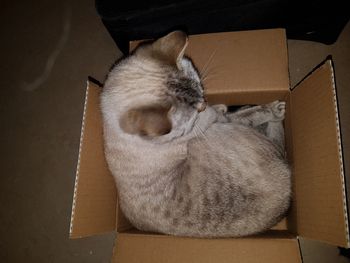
[0,1,349,262]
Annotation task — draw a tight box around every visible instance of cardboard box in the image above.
[69,29,349,262]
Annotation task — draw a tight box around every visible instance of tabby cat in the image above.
[101,31,291,237]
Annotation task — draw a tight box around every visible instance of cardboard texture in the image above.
[206,90,289,106]
[186,29,289,94]
[114,232,301,263]
[290,61,349,247]
[69,29,349,262]
[70,82,117,238]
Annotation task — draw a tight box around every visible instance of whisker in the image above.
[193,126,201,140]
[199,47,218,79]
[194,125,211,148]
[197,126,207,140]
[201,69,219,83]
[193,127,200,140]
[193,126,209,148]
[200,64,213,83]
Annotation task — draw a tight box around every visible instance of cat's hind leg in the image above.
[227,101,286,153]
[265,121,285,154]
[227,101,285,127]
[212,104,228,114]
[264,101,286,154]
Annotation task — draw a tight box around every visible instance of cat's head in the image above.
[104,31,206,139]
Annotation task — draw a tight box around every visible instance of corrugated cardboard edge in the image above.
[296,237,304,263]
[284,91,295,234]
[328,60,350,246]
[69,81,90,236]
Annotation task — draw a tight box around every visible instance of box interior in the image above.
[69,29,349,262]
[69,83,117,238]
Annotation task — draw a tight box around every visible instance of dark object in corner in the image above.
[339,247,350,259]
[95,0,349,54]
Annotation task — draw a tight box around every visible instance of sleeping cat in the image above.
[101,31,291,237]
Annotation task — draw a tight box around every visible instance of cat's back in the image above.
[187,122,290,191]
[190,122,282,160]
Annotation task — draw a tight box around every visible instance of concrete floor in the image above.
[0,1,349,262]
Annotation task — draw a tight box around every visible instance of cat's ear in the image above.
[152,31,188,69]
[119,105,172,137]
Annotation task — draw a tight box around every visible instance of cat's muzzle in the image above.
[196,100,207,112]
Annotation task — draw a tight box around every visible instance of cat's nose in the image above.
[196,100,207,112]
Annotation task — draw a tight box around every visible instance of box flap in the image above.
[113,231,301,263]
[69,81,117,238]
[290,60,349,247]
[131,29,289,94]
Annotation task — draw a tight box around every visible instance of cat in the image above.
[100,31,291,237]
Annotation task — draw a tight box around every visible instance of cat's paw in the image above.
[212,104,228,114]
[268,101,285,121]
